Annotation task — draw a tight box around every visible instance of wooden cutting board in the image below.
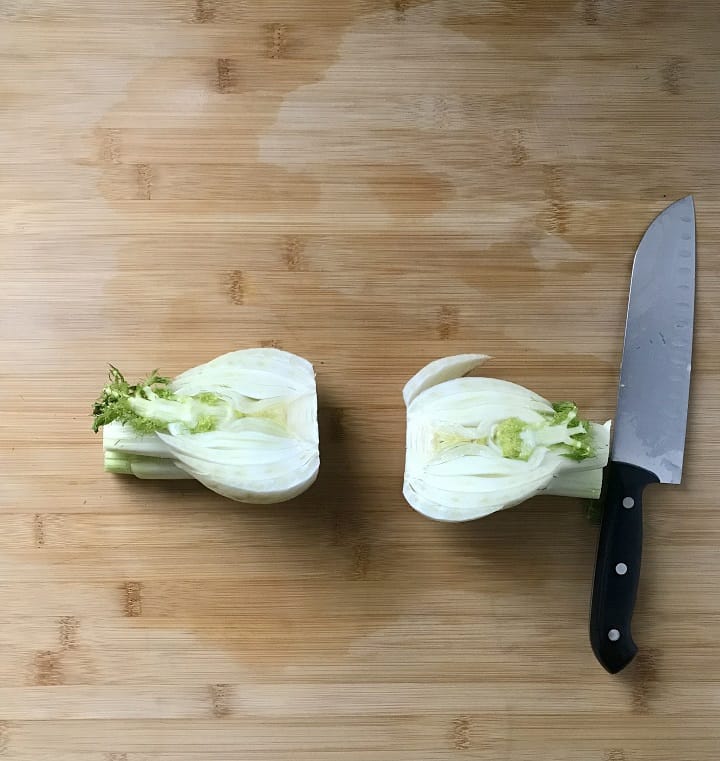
[2,1,719,759]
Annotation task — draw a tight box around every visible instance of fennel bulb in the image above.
[403,355,611,522]
[93,348,319,503]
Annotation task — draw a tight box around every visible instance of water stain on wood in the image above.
[106,754,128,761]
[443,1,578,69]
[97,2,436,210]
[367,166,453,217]
[590,0,672,27]
[447,1,577,34]
[210,683,231,717]
[459,240,536,298]
[33,650,63,686]
[225,269,246,305]
[122,581,143,617]
[96,408,398,668]
[260,338,282,349]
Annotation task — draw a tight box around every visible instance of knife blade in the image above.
[590,195,695,674]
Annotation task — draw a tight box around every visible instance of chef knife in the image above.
[590,195,695,674]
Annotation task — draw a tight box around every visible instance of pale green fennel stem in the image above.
[104,451,192,480]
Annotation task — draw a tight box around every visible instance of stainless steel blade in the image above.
[612,196,695,483]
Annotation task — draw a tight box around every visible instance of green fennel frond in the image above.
[92,365,175,434]
[545,401,594,461]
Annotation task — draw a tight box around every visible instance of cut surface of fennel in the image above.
[95,348,319,504]
[403,355,611,522]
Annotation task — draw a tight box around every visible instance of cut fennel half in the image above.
[403,355,610,522]
[93,348,319,504]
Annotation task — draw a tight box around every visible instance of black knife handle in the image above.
[590,462,659,674]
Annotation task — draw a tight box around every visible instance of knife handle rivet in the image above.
[615,562,628,575]
[622,497,635,509]
[608,629,621,642]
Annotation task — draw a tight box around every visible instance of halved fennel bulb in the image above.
[93,348,319,503]
[403,355,611,522]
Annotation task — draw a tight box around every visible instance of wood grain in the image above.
[2,1,720,758]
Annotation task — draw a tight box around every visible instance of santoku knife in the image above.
[590,195,695,674]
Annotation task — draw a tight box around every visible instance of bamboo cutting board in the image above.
[1,1,720,759]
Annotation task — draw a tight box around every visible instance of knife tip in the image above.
[671,194,695,217]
